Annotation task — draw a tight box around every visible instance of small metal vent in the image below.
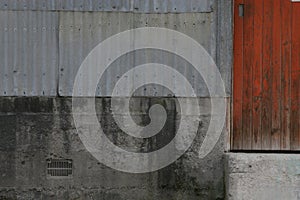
[47,159,72,177]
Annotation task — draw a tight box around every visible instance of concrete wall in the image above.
[0,97,227,200]
[0,0,233,199]
[226,153,300,200]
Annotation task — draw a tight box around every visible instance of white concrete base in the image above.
[225,153,300,200]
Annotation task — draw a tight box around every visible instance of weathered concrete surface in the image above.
[226,153,300,200]
[0,97,226,200]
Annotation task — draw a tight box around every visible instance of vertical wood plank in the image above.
[242,0,254,150]
[261,0,273,150]
[271,0,282,150]
[232,0,244,150]
[252,0,263,150]
[291,3,300,150]
[233,0,300,151]
[280,0,292,150]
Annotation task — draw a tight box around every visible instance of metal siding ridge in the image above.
[58,12,212,97]
[0,11,58,96]
[0,0,212,13]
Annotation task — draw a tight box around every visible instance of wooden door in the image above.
[232,0,300,150]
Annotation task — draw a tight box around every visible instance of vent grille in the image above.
[47,159,72,177]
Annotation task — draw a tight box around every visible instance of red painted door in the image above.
[232,0,300,150]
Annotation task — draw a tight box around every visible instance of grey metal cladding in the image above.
[132,0,211,13]
[0,0,212,13]
[58,12,212,97]
[217,0,233,96]
[0,11,58,96]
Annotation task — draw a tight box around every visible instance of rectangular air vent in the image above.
[47,159,73,178]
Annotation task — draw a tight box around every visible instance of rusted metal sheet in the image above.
[232,0,300,151]
[58,12,213,97]
[0,0,212,13]
[0,11,58,96]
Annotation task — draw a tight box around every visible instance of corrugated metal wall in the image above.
[0,0,228,97]
[58,12,212,96]
[0,11,58,96]
[0,0,211,13]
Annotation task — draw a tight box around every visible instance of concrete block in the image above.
[226,153,300,200]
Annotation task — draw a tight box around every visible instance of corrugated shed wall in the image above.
[58,12,212,96]
[0,11,58,96]
[0,0,211,13]
[0,0,232,97]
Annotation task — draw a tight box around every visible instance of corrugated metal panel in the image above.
[0,11,58,96]
[133,0,211,13]
[0,0,212,13]
[217,0,233,96]
[59,12,212,97]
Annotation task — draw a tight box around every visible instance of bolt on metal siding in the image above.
[0,0,215,97]
[0,0,211,13]
[58,12,213,97]
[0,11,58,96]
